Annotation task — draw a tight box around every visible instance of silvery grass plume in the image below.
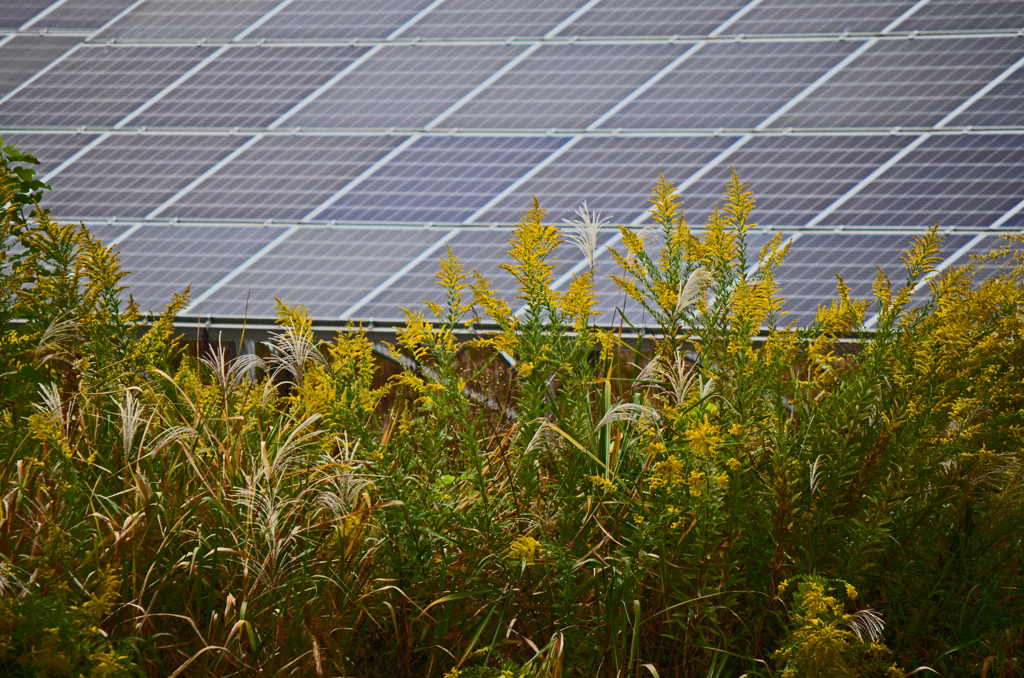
[116,391,146,460]
[33,315,79,368]
[35,382,73,436]
[265,326,326,388]
[200,342,266,397]
[809,455,826,494]
[563,201,608,270]
[595,402,661,430]
[677,267,713,314]
[846,608,885,643]
[632,223,659,260]
[635,352,713,407]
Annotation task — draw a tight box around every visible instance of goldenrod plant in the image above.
[1,138,1022,677]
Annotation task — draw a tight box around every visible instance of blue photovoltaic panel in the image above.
[113,225,288,313]
[727,0,916,35]
[904,1,1024,32]
[775,232,976,324]
[405,0,586,38]
[0,46,214,128]
[170,135,407,222]
[0,36,80,99]
[2,0,53,28]
[673,135,915,227]
[821,134,1024,229]
[598,41,859,130]
[287,44,530,130]
[81,223,133,243]
[193,227,445,318]
[45,134,250,219]
[133,46,369,129]
[481,136,740,225]
[953,69,1024,128]
[442,44,686,130]
[554,0,748,37]
[248,0,426,40]
[34,0,137,30]
[771,37,1024,129]
[94,0,282,40]
[0,132,101,177]
[319,136,565,224]
[356,228,522,319]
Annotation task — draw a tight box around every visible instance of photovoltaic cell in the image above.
[771,37,1024,129]
[133,46,369,129]
[0,36,80,99]
[821,134,1024,229]
[674,135,915,227]
[287,44,530,130]
[904,1,1024,32]
[355,229,522,319]
[170,135,407,222]
[94,0,282,40]
[442,44,686,130]
[34,0,137,30]
[775,232,976,324]
[1,0,53,28]
[598,41,859,130]
[0,131,101,176]
[554,0,749,37]
[195,227,445,318]
[481,136,740,225]
[319,136,565,224]
[952,69,1024,128]
[45,134,250,219]
[113,225,288,313]
[0,46,213,128]
[727,0,916,35]
[405,0,587,38]
[248,0,426,40]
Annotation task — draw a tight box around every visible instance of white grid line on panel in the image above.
[175,1,458,312]
[991,199,1024,229]
[233,0,294,41]
[300,0,605,222]
[0,35,15,49]
[339,228,463,319]
[19,0,70,30]
[86,0,146,39]
[805,51,1024,227]
[0,42,82,106]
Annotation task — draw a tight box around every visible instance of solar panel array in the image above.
[1,0,1022,327]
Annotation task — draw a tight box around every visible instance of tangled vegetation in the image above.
[1,137,1022,677]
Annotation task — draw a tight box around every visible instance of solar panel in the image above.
[0,36,81,99]
[354,228,523,319]
[953,69,1024,128]
[775,232,976,324]
[966,234,1021,286]
[480,136,741,225]
[318,136,565,224]
[190,227,446,318]
[597,41,859,130]
[0,131,101,177]
[248,0,425,40]
[94,0,283,40]
[771,37,1024,129]
[441,44,687,130]
[169,135,407,222]
[1,0,53,29]
[903,0,1024,32]
[132,46,369,129]
[727,0,916,35]
[674,135,916,227]
[45,134,250,219]
[113,225,289,313]
[404,0,586,39]
[286,44,531,130]
[821,134,1024,229]
[0,46,213,128]
[553,0,748,37]
[33,0,138,30]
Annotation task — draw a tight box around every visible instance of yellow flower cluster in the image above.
[685,414,722,456]
[508,536,542,565]
[648,455,685,489]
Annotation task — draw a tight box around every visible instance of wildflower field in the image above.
[1,139,1022,678]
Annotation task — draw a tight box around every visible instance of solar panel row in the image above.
[1,0,1021,329]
